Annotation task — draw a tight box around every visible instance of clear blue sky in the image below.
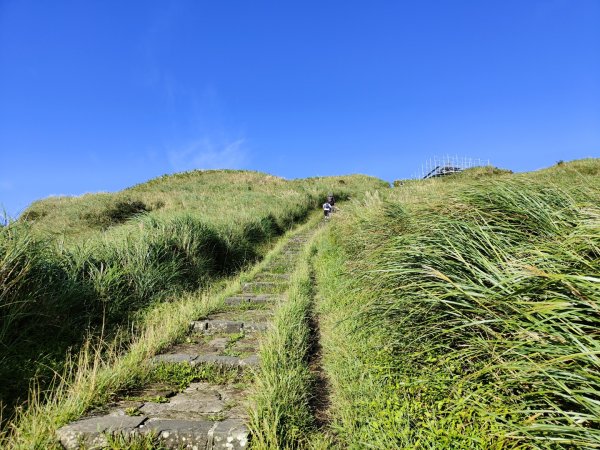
[1,0,599,217]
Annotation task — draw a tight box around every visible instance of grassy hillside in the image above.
[311,158,600,448]
[21,170,377,242]
[4,160,599,448]
[0,170,387,417]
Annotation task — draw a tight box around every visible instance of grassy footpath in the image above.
[0,213,323,449]
[308,159,600,448]
[249,225,321,449]
[1,171,387,420]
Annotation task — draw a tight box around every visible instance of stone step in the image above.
[191,320,242,334]
[152,353,260,368]
[224,294,277,306]
[57,415,147,450]
[190,320,269,334]
[153,328,263,366]
[140,418,248,449]
[242,281,282,293]
[208,309,273,324]
[262,263,293,272]
[138,382,246,420]
[253,273,290,281]
[56,226,316,450]
[195,354,260,367]
[57,415,248,449]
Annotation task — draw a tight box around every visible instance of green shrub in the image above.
[327,171,600,447]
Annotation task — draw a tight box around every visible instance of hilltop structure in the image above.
[417,156,491,179]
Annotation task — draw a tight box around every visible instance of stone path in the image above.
[56,228,313,449]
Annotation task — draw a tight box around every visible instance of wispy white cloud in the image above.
[0,179,14,191]
[168,137,248,171]
[138,19,249,175]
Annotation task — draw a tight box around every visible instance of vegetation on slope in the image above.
[1,213,326,449]
[0,170,387,420]
[21,170,379,242]
[249,229,320,449]
[313,158,600,448]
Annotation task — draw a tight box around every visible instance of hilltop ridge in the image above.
[20,170,387,242]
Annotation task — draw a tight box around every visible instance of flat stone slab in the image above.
[209,309,273,323]
[241,322,269,333]
[253,273,290,281]
[57,415,147,450]
[191,320,243,334]
[223,294,276,306]
[153,328,262,366]
[191,320,268,335]
[242,282,282,293]
[140,386,226,418]
[212,419,250,449]
[139,418,213,449]
[153,353,197,364]
[192,355,243,367]
[139,382,246,421]
[207,337,230,351]
[57,414,250,450]
[241,354,260,367]
[193,354,260,368]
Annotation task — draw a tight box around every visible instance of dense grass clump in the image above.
[0,170,387,417]
[0,213,252,413]
[250,233,318,448]
[21,170,384,242]
[318,159,600,448]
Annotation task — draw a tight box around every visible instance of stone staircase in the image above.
[56,227,313,449]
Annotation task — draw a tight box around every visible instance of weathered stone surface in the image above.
[139,418,213,449]
[224,294,275,306]
[56,415,146,450]
[182,383,246,418]
[153,353,198,364]
[139,386,225,419]
[210,419,250,449]
[209,309,273,324]
[191,320,243,334]
[253,272,290,281]
[207,337,230,350]
[241,322,269,333]
[242,282,280,293]
[193,355,243,367]
[240,355,260,367]
[192,320,267,334]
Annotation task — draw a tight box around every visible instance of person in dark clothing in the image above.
[323,200,332,219]
[326,193,335,207]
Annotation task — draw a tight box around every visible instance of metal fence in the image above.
[413,156,491,179]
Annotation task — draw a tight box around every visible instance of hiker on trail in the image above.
[327,193,336,213]
[327,193,335,208]
[323,200,332,219]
